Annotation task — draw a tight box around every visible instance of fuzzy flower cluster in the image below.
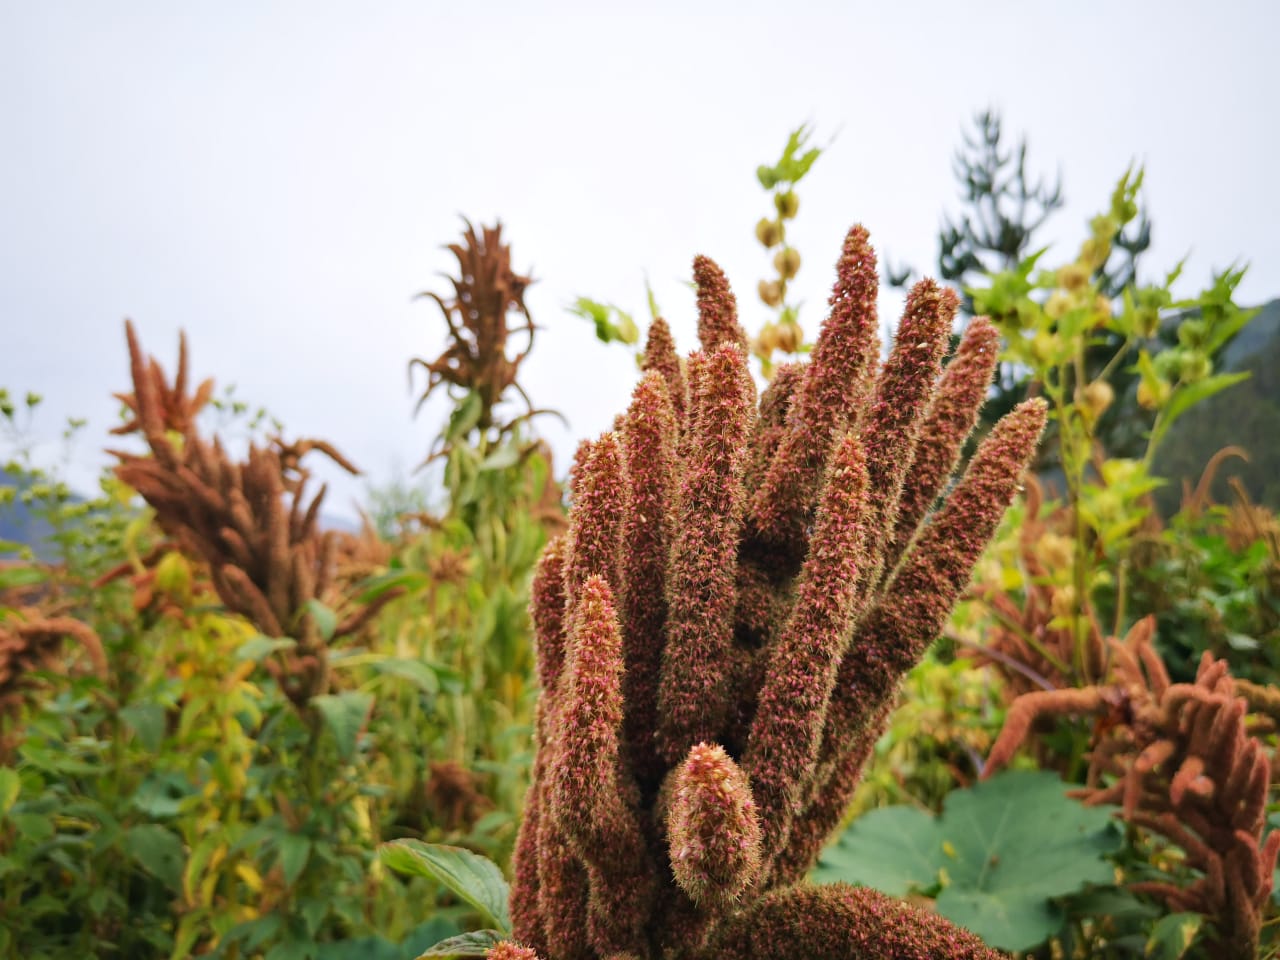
[501,226,1046,960]
[987,617,1280,960]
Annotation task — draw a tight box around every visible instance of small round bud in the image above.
[1044,291,1072,320]
[1079,381,1114,421]
[755,218,783,248]
[1137,377,1170,410]
[1058,263,1088,292]
[774,320,802,354]
[758,279,783,308]
[773,248,801,280]
[774,190,799,219]
[1178,353,1211,383]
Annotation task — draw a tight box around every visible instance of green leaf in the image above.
[445,392,484,444]
[266,941,315,960]
[304,598,338,642]
[311,691,374,761]
[120,702,166,752]
[379,841,510,933]
[124,824,185,891]
[357,570,426,604]
[0,768,18,816]
[1145,911,1204,959]
[934,771,1119,952]
[13,812,53,843]
[816,771,1119,953]
[812,804,942,895]
[415,930,505,959]
[276,832,313,887]
[237,635,298,663]
[1152,372,1250,450]
[373,657,440,695]
[478,445,521,472]
[568,298,639,346]
[0,566,45,590]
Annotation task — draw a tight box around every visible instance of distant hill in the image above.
[1153,298,1280,512]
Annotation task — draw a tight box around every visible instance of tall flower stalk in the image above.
[500,224,1045,959]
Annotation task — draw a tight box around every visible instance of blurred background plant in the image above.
[0,217,561,959]
[1,112,1278,959]
[750,124,822,376]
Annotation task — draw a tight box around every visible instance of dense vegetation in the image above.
[2,127,1278,959]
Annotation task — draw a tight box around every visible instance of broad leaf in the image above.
[1152,372,1250,450]
[124,824,185,891]
[379,841,510,933]
[1145,911,1204,960]
[120,702,166,752]
[276,832,313,887]
[416,930,505,958]
[935,772,1119,951]
[813,804,942,896]
[374,657,441,695]
[236,635,297,663]
[311,691,374,761]
[817,770,1120,953]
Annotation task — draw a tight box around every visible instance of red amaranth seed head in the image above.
[668,743,762,908]
[507,227,1036,960]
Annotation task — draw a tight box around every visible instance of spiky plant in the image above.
[496,224,1046,960]
[986,617,1280,960]
[111,321,398,708]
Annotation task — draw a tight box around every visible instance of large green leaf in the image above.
[816,770,1120,952]
[311,691,374,761]
[1151,371,1250,450]
[935,771,1120,950]
[124,823,185,891]
[379,841,510,933]
[813,804,943,896]
[415,930,505,959]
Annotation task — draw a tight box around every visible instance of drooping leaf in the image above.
[379,841,510,933]
[1151,372,1250,450]
[311,691,374,761]
[373,657,441,695]
[236,635,297,663]
[357,570,427,604]
[415,930,505,959]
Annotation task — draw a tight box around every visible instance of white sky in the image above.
[3,1,1278,519]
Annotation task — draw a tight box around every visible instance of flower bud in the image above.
[774,191,799,219]
[758,279,784,308]
[1079,381,1114,421]
[755,218,783,248]
[1137,377,1171,410]
[773,248,801,280]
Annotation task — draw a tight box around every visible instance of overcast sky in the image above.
[3,2,1277,519]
